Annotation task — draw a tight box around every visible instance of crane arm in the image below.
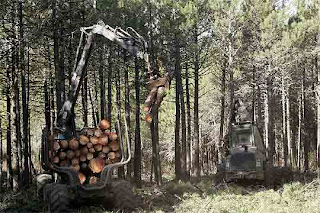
[56,21,171,133]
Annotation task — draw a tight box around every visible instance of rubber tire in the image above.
[264,162,275,187]
[44,183,71,213]
[109,180,139,211]
[36,174,53,199]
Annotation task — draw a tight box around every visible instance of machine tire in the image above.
[109,180,139,211]
[281,167,293,183]
[36,173,53,199]
[273,167,283,187]
[264,162,275,187]
[44,183,72,213]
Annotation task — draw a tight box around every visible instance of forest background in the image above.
[0,0,320,193]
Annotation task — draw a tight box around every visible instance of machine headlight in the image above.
[256,159,261,167]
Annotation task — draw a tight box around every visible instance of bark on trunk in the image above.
[116,68,124,179]
[19,0,29,187]
[192,26,200,179]
[281,74,288,167]
[174,36,181,180]
[124,51,132,178]
[99,53,106,119]
[6,57,13,190]
[185,63,191,179]
[107,53,112,126]
[134,58,142,187]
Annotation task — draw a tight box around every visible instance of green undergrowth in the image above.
[0,185,43,212]
[174,180,320,213]
[0,179,319,213]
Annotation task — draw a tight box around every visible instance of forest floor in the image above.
[0,174,319,213]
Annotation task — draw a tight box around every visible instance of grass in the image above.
[0,178,319,212]
[174,180,320,213]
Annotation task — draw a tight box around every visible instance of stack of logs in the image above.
[49,119,120,185]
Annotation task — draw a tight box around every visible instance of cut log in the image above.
[99,135,108,145]
[71,158,79,165]
[90,136,99,145]
[111,158,120,163]
[60,140,69,149]
[89,158,105,173]
[102,146,110,153]
[71,164,80,172]
[48,134,55,142]
[115,151,121,158]
[69,138,79,150]
[87,152,94,161]
[80,162,88,171]
[60,160,69,167]
[98,152,106,159]
[78,172,86,184]
[80,155,87,162]
[66,150,75,159]
[105,159,112,165]
[99,119,110,130]
[75,149,81,157]
[94,128,103,137]
[52,156,60,164]
[94,144,102,152]
[108,152,116,160]
[87,142,93,148]
[85,128,95,137]
[89,176,98,184]
[52,141,60,152]
[89,148,95,153]
[79,135,89,145]
[109,141,120,151]
[145,114,152,123]
[143,106,150,113]
[81,147,89,155]
[59,151,67,160]
[108,132,118,141]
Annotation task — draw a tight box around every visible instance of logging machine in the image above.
[37,21,171,212]
[216,100,292,186]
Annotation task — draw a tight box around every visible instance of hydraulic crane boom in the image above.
[57,21,171,134]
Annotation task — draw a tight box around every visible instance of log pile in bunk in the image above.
[49,119,120,185]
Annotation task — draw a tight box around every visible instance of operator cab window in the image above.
[230,130,253,147]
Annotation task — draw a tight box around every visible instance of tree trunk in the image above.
[302,67,309,171]
[124,51,132,179]
[219,60,227,164]
[107,52,112,126]
[19,0,29,187]
[89,87,97,127]
[6,57,13,190]
[116,68,124,179]
[150,108,162,186]
[53,0,64,113]
[134,58,142,187]
[185,63,191,179]
[267,77,275,164]
[12,6,22,186]
[99,52,106,119]
[316,56,320,177]
[286,94,291,168]
[192,25,200,179]
[81,75,88,126]
[93,70,100,123]
[281,74,288,167]
[174,36,181,181]
[0,117,3,191]
[179,58,187,180]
